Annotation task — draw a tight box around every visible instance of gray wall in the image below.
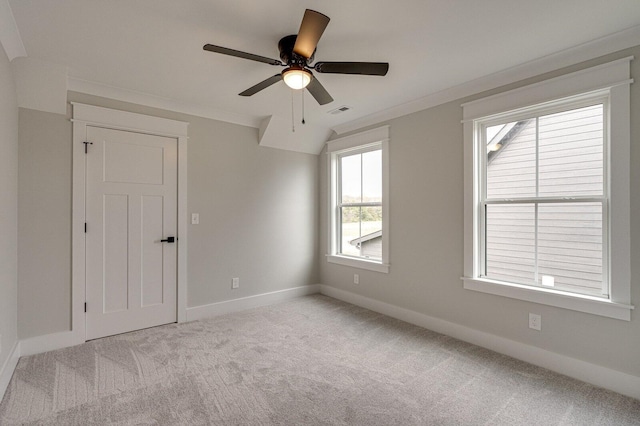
[0,46,19,367]
[18,108,72,338]
[319,45,640,377]
[17,92,319,339]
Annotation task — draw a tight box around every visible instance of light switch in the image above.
[191,213,199,225]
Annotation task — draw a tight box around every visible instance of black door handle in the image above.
[161,237,175,243]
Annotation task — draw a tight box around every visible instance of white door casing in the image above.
[85,127,177,340]
[72,103,188,344]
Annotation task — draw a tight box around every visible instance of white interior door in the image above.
[85,126,177,340]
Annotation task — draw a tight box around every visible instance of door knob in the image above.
[160,237,175,243]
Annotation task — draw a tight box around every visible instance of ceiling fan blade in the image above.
[293,9,330,59]
[314,62,389,76]
[306,78,333,105]
[203,44,282,66]
[239,74,283,96]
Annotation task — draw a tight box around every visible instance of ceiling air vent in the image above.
[328,105,352,115]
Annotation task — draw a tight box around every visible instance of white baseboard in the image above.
[0,340,21,402]
[186,284,321,322]
[20,331,77,357]
[319,285,640,400]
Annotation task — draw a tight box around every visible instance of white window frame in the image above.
[327,126,390,273]
[462,57,634,321]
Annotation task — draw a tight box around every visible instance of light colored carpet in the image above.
[1,294,639,425]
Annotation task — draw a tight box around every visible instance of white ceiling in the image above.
[6,0,640,153]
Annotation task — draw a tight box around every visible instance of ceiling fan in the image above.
[203,9,389,105]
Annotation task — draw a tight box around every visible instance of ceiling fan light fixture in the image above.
[282,67,312,90]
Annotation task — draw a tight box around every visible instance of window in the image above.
[482,102,606,297]
[338,149,383,259]
[327,126,389,273]
[462,58,633,320]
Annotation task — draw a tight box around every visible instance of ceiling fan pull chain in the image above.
[302,89,306,125]
[291,89,295,133]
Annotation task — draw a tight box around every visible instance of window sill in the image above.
[326,255,389,273]
[462,277,633,321]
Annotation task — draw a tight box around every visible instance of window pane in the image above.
[486,120,537,199]
[538,104,604,197]
[362,150,382,203]
[485,204,535,284]
[340,206,361,257]
[340,206,383,259]
[538,202,603,297]
[360,206,382,260]
[341,154,361,204]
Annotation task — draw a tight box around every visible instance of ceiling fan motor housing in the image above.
[278,35,314,65]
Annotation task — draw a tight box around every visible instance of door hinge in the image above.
[84,222,87,233]
[83,141,93,154]
[84,302,87,313]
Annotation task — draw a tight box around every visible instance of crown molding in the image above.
[0,0,26,60]
[332,24,640,135]
[67,76,262,129]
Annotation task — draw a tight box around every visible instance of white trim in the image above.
[462,278,632,321]
[0,0,26,61]
[177,130,188,323]
[71,102,189,137]
[326,126,390,271]
[326,255,389,273]
[68,77,262,129]
[332,25,640,135]
[20,331,77,357]
[382,135,390,267]
[71,103,189,345]
[461,57,633,120]
[71,105,87,345]
[185,285,321,322]
[319,285,640,400]
[608,83,632,306]
[326,126,390,153]
[0,340,20,402]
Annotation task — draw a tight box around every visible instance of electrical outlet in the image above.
[353,274,359,284]
[231,277,239,289]
[529,313,541,331]
[191,213,199,225]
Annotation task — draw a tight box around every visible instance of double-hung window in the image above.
[462,58,633,320]
[327,126,389,273]
[481,101,606,297]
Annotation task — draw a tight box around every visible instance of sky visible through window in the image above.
[341,150,382,202]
